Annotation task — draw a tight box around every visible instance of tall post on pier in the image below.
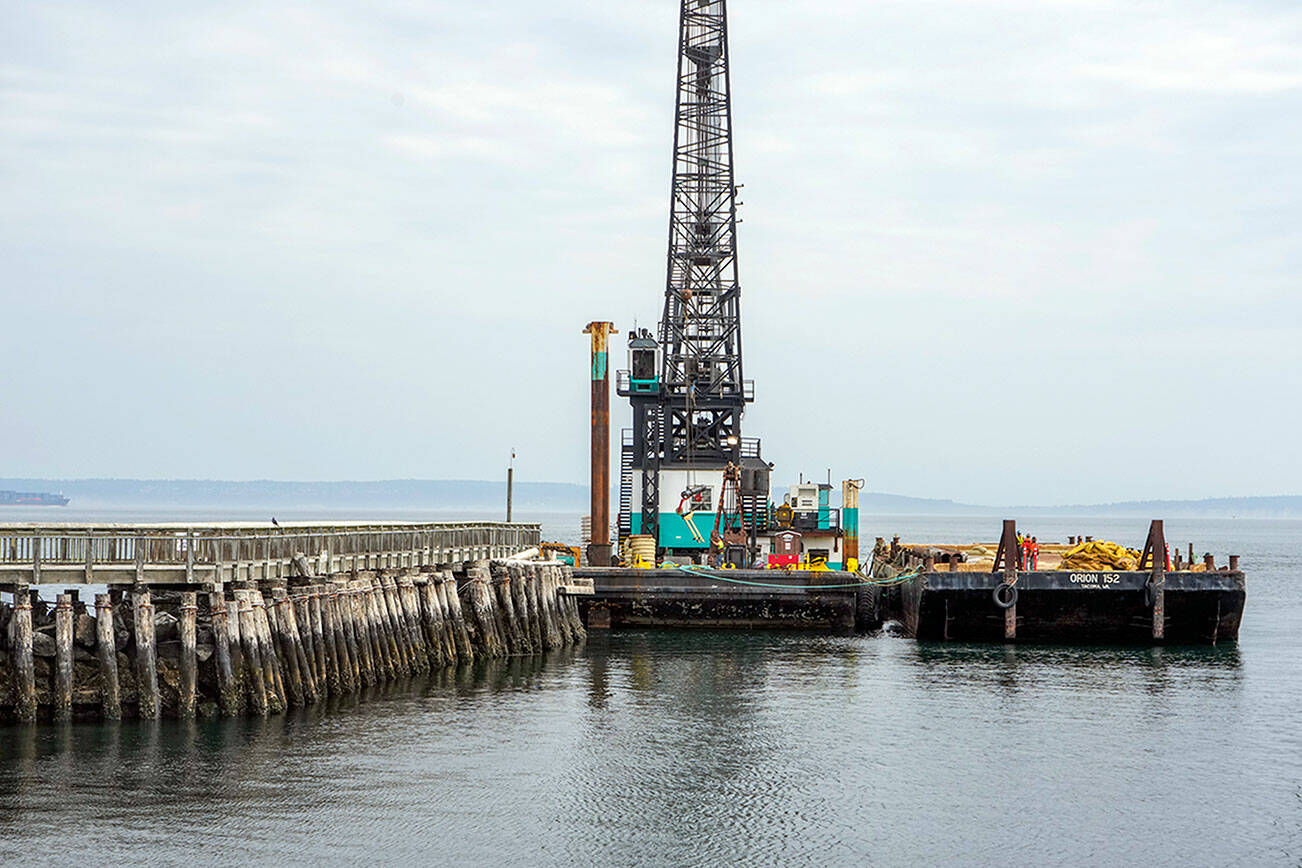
[584,321,617,566]
[506,449,515,524]
[842,479,862,572]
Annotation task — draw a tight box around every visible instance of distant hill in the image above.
[1012,495,1302,518]
[0,478,587,511]
[858,493,1302,518]
[2,479,1298,518]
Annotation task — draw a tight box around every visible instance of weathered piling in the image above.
[507,562,536,654]
[559,566,587,645]
[225,597,248,714]
[336,585,360,692]
[307,587,330,692]
[94,593,121,720]
[382,575,412,676]
[178,592,198,718]
[384,574,413,674]
[416,577,446,668]
[251,591,285,713]
[440,571,474,664]
[319,586,342,694]
[132,587,160,720]
[208,592,239,716]
[365,580,394,679]
[329,585,355,694]
[537,564,565,650]
[294,591,321,701]
[235,591,269,716]
[9,587,36,723]
[54,593,74,721]
[521,564,544,652]
[270,592,305,707]
[491,561,526,655]
[399,575,429,673]
[463,561,506,658]
[347,584,375,687]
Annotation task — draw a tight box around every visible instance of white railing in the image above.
[0,522,541,585]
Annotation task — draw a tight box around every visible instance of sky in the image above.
[1,0,1299,505]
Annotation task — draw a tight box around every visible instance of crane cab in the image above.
[628,330,661,394]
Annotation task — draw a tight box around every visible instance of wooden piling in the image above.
[10,587,36,723]
[381,575,412,675]
[441,569,474,664]
[54,593,75,721]
[319,586,342,694]
[491,561,522,655]
[208,592,239,716]
[488,562,515,654]
[417,577,446,668]
[94,593,121,720]
[225,598,248,714]
[178,592,198,718]
[327,586,353,693]
[307,587,330,693]
[521,564,543,652]
[368,579,398,678]
[506,563,535,654]
[346,585,365,686]
[433,573,460,663]
[386,574,415,673]
[333,587,359,692]
[347,585,375,687]
[560,565,587,644]
[464,562,505,657]
[251,591,285,713]
[235,591,269,716]
[399,575,429,672]
[133,587,160,720]
[550,565,578,646]
[292,591,320,693]
[288,593,317,704]
[271,593,305,707]
[537,565,565,650]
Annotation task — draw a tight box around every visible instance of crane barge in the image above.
[576,0,1243,643]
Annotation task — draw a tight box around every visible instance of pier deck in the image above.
[0,521,537,586]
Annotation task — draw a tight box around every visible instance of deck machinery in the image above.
[616,0,773,566]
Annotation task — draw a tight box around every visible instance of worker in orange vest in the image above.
[1029,536,1039,570]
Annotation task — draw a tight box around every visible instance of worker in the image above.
[1016,531,1025,568]
[1029,536,1039,570]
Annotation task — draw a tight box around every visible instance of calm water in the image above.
[0,513,1298,866]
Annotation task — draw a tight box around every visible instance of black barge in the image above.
[575,567,881,634]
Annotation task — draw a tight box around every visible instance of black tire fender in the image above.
[992,582,1018,609]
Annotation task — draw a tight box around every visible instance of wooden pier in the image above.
[0,522,590,723]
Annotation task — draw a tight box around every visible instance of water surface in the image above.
[0,514,1297,866]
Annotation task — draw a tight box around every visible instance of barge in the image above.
[576,566,880,634]
[885,520,1245,644]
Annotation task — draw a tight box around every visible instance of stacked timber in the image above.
[0,560,584,722]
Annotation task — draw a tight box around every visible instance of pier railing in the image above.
[0,522,541,586]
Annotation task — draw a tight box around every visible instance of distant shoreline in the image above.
[1,478,1299,519]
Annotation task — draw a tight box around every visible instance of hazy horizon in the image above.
[3,476,1300,517]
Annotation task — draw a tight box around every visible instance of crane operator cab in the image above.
[628,329,661,394]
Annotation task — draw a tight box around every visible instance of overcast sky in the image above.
[2,0,1299,505]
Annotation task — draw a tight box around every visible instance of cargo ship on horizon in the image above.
[0,490,70,506]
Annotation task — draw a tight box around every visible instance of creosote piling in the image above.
[0,560,582,721]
